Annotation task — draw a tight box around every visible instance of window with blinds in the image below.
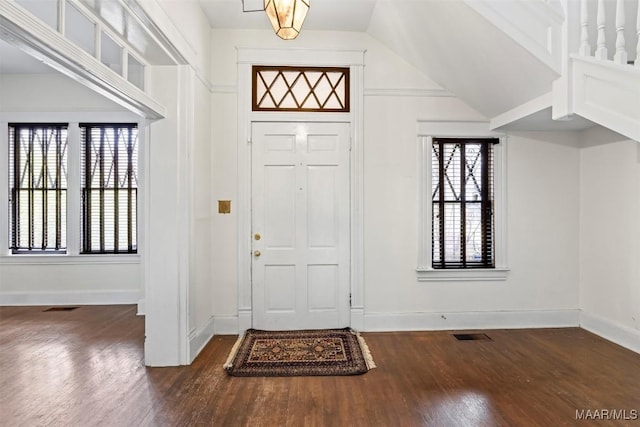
[8,124,68,253]
[80,123,138,254]
[431,138,497,269]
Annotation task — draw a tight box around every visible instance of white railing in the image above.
[579,0,640,67]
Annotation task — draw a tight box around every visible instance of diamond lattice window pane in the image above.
[253,66,349,112]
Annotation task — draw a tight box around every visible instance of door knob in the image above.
[254,233,261,240]
[254,250,261,257]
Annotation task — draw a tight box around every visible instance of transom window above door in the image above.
[252,66,350,112]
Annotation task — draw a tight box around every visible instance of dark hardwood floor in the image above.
[1,305,640,426]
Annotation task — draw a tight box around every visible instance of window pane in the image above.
[127,54,144,90]
[464,144,483,200]
[432,139,495,268]
[9,125,68,253]
[65,1,96,56]
[101,31,122,75]
[81,124,138,253]
[465,203,483,262]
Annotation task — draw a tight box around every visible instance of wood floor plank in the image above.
[1,306,640,426]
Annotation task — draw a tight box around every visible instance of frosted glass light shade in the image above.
[264,0,310,40]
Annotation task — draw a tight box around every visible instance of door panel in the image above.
[252,122,350,330]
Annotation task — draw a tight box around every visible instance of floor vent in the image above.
[43,307,80,312]
[453,333,492,341]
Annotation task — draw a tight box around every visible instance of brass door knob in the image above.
[254,250,261,257]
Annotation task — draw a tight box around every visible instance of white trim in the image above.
[417,268,510,282]
[189,315,216,363]
[364,309,580,332]
[417,121,509,281]
[214,315,240,335]
[236,48,365,333]
[0,290,140,306]
[364,88,454,98]
[580,311,640,354]
[350,308,365,331]
[0,255,140,265]
[177,65,194,365]
[0,112,141,123]
[0,1,165,119]
[237,47,366,66]
[212,85,238,94]
[137,298,145,315]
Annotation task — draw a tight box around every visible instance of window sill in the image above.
[0,254,140,266]
[416,267,509,282]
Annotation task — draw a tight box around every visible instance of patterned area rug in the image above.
[224,328,376,377]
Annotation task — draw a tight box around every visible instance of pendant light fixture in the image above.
[264,0,310,40]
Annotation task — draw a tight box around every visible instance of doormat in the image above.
[223,328,376,377]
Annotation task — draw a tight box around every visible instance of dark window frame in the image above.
[80,123,138,254]
[252,65,350,112]
[431,138,498,269]
[8,123,68,254]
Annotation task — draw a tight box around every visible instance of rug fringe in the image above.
[351,329,377,370]
[223,333,244,370]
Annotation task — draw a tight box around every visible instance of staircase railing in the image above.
[579,0,639,67]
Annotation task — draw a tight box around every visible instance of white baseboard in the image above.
[580,311,640,354]
[0,290,140,306]
[137,298,145,316]
[350,307,365,331]
[364,309,581,332]
[189,316,216,363]
[213,315,239,335]
[238,308,252,333]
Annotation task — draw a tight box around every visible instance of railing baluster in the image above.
[636,0,640,67]
[595,0,608,60]
[614,0,627,63]
[579,0,591,56]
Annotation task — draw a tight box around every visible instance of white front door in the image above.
[251,122,350,330]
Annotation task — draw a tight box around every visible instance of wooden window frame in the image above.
[252,65,350,112]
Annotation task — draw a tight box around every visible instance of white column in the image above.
[144,65,191,366]
[595,0,608,60]
[614,0,627,64]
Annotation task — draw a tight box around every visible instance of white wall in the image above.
[0,73,124,112]
[579,128,640,351]
[209,29,582,331]
[0,73,142,306]
[364,121,581,328]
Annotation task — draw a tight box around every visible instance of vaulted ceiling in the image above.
[2,0,563,121]
[199,0,559,119]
